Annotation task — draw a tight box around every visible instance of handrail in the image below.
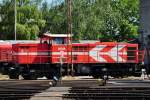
[0,49,143,64]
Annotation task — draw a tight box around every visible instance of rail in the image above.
[63,87,150,100]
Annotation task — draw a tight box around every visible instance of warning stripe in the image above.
[100,55,116,63]
[89,45,127,62]
[100,46,114,52]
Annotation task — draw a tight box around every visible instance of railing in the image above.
[0,50,13,62]
[72,49,139,63]
[0,49,143,64]
[138,50,144,63]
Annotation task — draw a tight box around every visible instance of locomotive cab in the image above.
[40,33,71,45]
[10,33,72,80]
[41,33,72,64]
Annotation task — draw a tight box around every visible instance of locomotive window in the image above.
[53,37,65,44]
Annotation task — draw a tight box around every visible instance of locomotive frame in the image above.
[0,33,144,80]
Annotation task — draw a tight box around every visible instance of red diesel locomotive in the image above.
[0,33,144,79]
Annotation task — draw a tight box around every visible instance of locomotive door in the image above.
[40,39,51,63]
[51,37,70,64]
[20,46,29,64]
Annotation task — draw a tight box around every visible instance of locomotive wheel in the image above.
[9,67,19,79]
[22,74,30,80]
[9,74,19,79]
[22,73,37,80]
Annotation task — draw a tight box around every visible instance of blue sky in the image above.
[46,0,64,4]
[45,0,52,4]
[0,0,64,8]
[0,0,60,4]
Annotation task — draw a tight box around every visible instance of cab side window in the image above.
[53,37,65,44]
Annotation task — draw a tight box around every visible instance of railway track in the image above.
[0,80,51,99]
[0,79,150,100]
[63,86,150,100]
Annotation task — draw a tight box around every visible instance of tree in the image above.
[0,0,139,41]
[17,0,45,39]
[111,0,139,41]
[0,0,14,40]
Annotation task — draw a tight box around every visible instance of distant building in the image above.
[140,0,150,45]
[140,0,150,66]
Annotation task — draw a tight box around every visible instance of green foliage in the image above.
[0,0,139,41]
[0,0,44,40]
[0,0,14,39]
[71,0,139,41]
[16,0,43,40]
[16,23,28,39]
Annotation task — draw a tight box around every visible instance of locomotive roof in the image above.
[43,33,72,37]
[79,40,100,43]
[0,40,40,44]
[73,41,138,46]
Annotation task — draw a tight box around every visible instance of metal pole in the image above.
[67,0,73,76]
[14,0,17,40]
[60,56,63,85]
[69,0,74,76]
[66,0,69,76]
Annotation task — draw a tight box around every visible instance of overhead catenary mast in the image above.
[67,0,74,76]
[140,0,150,72]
